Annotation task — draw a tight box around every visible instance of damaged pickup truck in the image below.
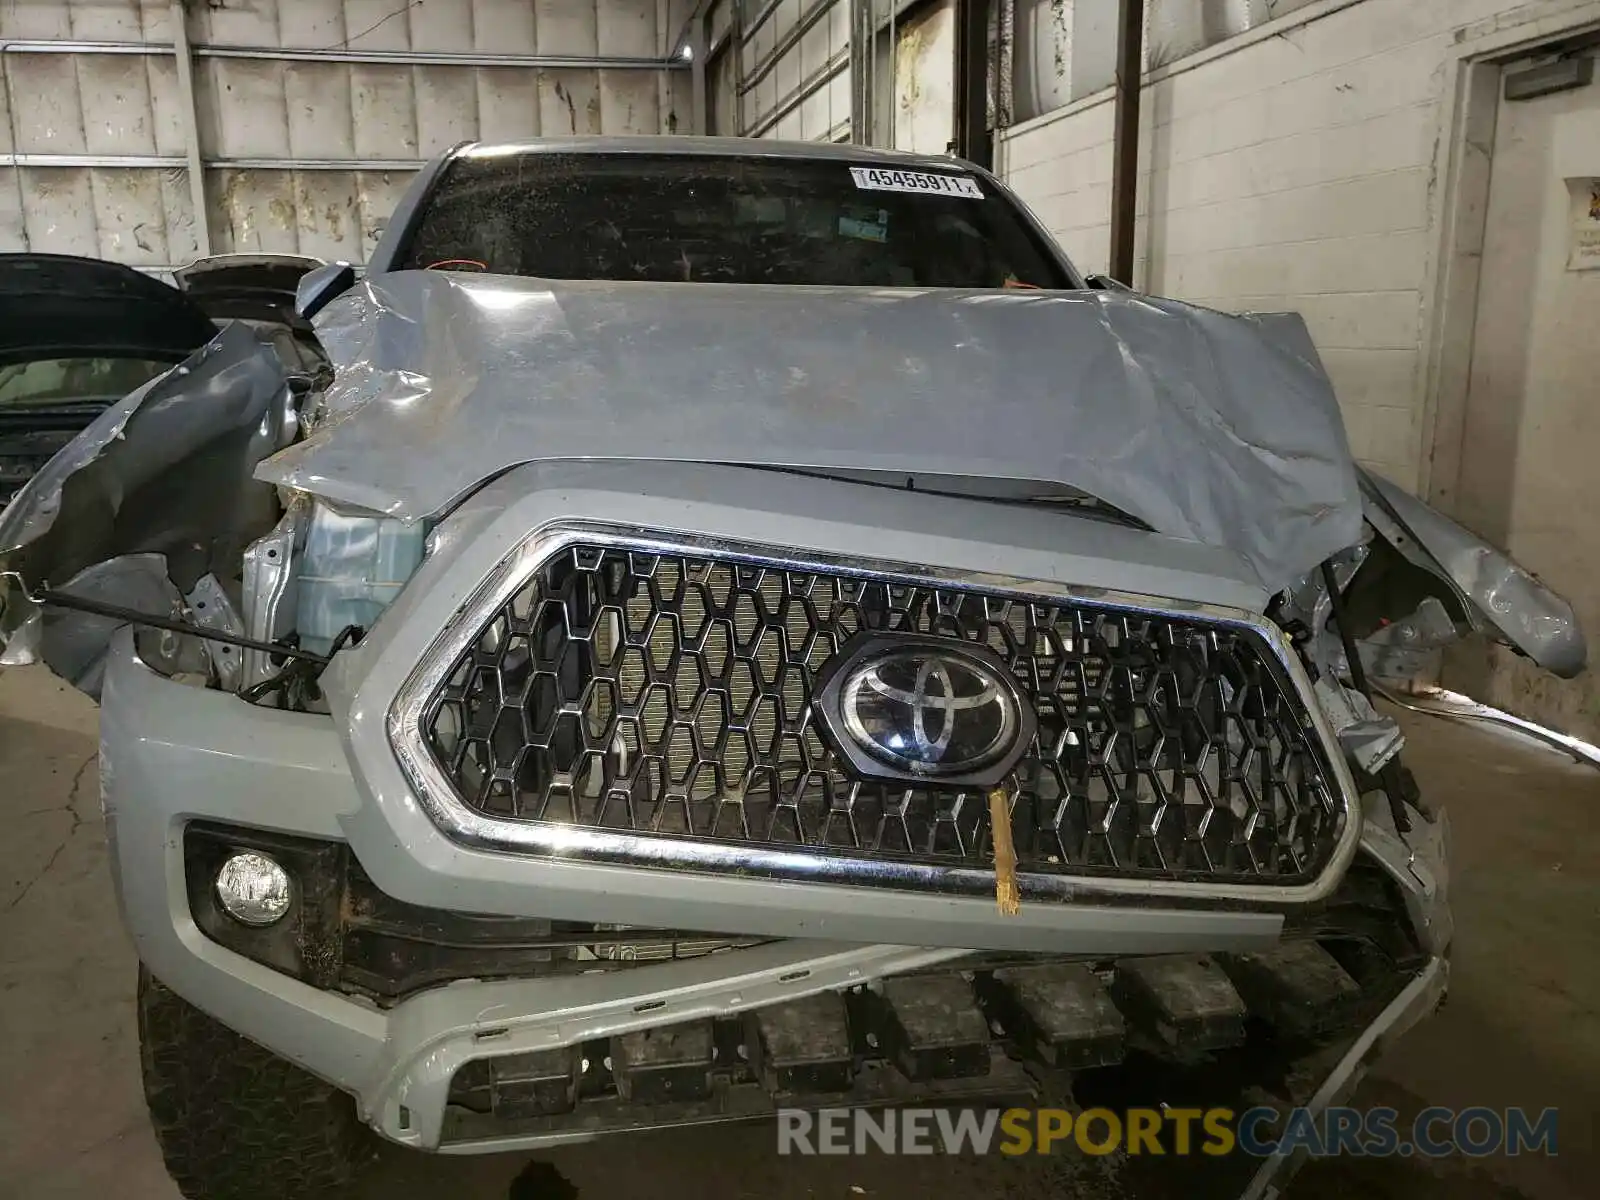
[0,138,1586,1200]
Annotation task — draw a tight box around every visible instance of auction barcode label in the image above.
[849,167,983,198]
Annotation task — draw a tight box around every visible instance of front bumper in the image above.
[102,632,1292,1149]
[101,631,1450,1160]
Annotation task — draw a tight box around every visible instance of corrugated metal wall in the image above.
[845,0,954,151]
[713,0,959,148]
[736,0,851,140]
[0,0,693,270]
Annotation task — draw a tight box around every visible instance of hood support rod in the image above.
[23,583,331,666]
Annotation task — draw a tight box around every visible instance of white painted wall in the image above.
[0,0,691,267]
[997,0,1600,491]
[1448,52,1600,739]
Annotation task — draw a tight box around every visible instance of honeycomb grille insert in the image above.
[419,545,1345,886]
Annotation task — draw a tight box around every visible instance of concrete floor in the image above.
[1,664,1595,1200]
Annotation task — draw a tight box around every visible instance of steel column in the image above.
[953,0,991,166]
[689,12,709,135]
[1109,0,1145,285]
[849,0,873,144]
[170,3,211,258]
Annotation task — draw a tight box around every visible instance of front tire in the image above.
[137,968,370,1200]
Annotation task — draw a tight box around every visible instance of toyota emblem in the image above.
[813,634,1036,787]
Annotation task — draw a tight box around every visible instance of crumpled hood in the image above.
[260,272,1364,592]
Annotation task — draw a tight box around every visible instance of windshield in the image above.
[398,152,1073,289]
[0,357,172,409]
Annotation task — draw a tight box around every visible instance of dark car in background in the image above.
[0,253,320,504]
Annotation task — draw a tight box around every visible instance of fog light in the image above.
[214,852,292,927]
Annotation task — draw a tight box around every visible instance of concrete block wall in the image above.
[996,0,1542,489]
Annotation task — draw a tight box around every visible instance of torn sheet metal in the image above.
[1279,544,1369,649]
[185,573,246,692]
[0,322,295,660]
[1361,471,1587,678]
[1313,677,1405,775]
[240,503,305,688]
[260,272,1363,592]
[1,372,166,556]
[1355,596,1459,686]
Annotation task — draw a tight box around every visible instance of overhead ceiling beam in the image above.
[0,154,426,170]
[0,40,688,69]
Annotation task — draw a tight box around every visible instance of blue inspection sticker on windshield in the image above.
[839,209,889,242]
[850,167,984,198]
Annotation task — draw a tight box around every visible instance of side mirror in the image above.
[295,262,357,321]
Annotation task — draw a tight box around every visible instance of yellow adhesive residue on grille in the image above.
[988,786,1022,916]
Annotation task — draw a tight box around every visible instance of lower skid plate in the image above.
[443,1047,1036,1147]
[441,942,1401,1149]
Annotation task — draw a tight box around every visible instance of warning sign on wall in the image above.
[1568,177,1600,271]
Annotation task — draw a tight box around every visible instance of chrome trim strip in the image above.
[387,523,1362,905]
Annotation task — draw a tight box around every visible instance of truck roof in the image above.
[447,135,981,175]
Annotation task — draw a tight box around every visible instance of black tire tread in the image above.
[138,968,369,1200]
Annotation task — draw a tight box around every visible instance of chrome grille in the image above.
[420,544,1347,886]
